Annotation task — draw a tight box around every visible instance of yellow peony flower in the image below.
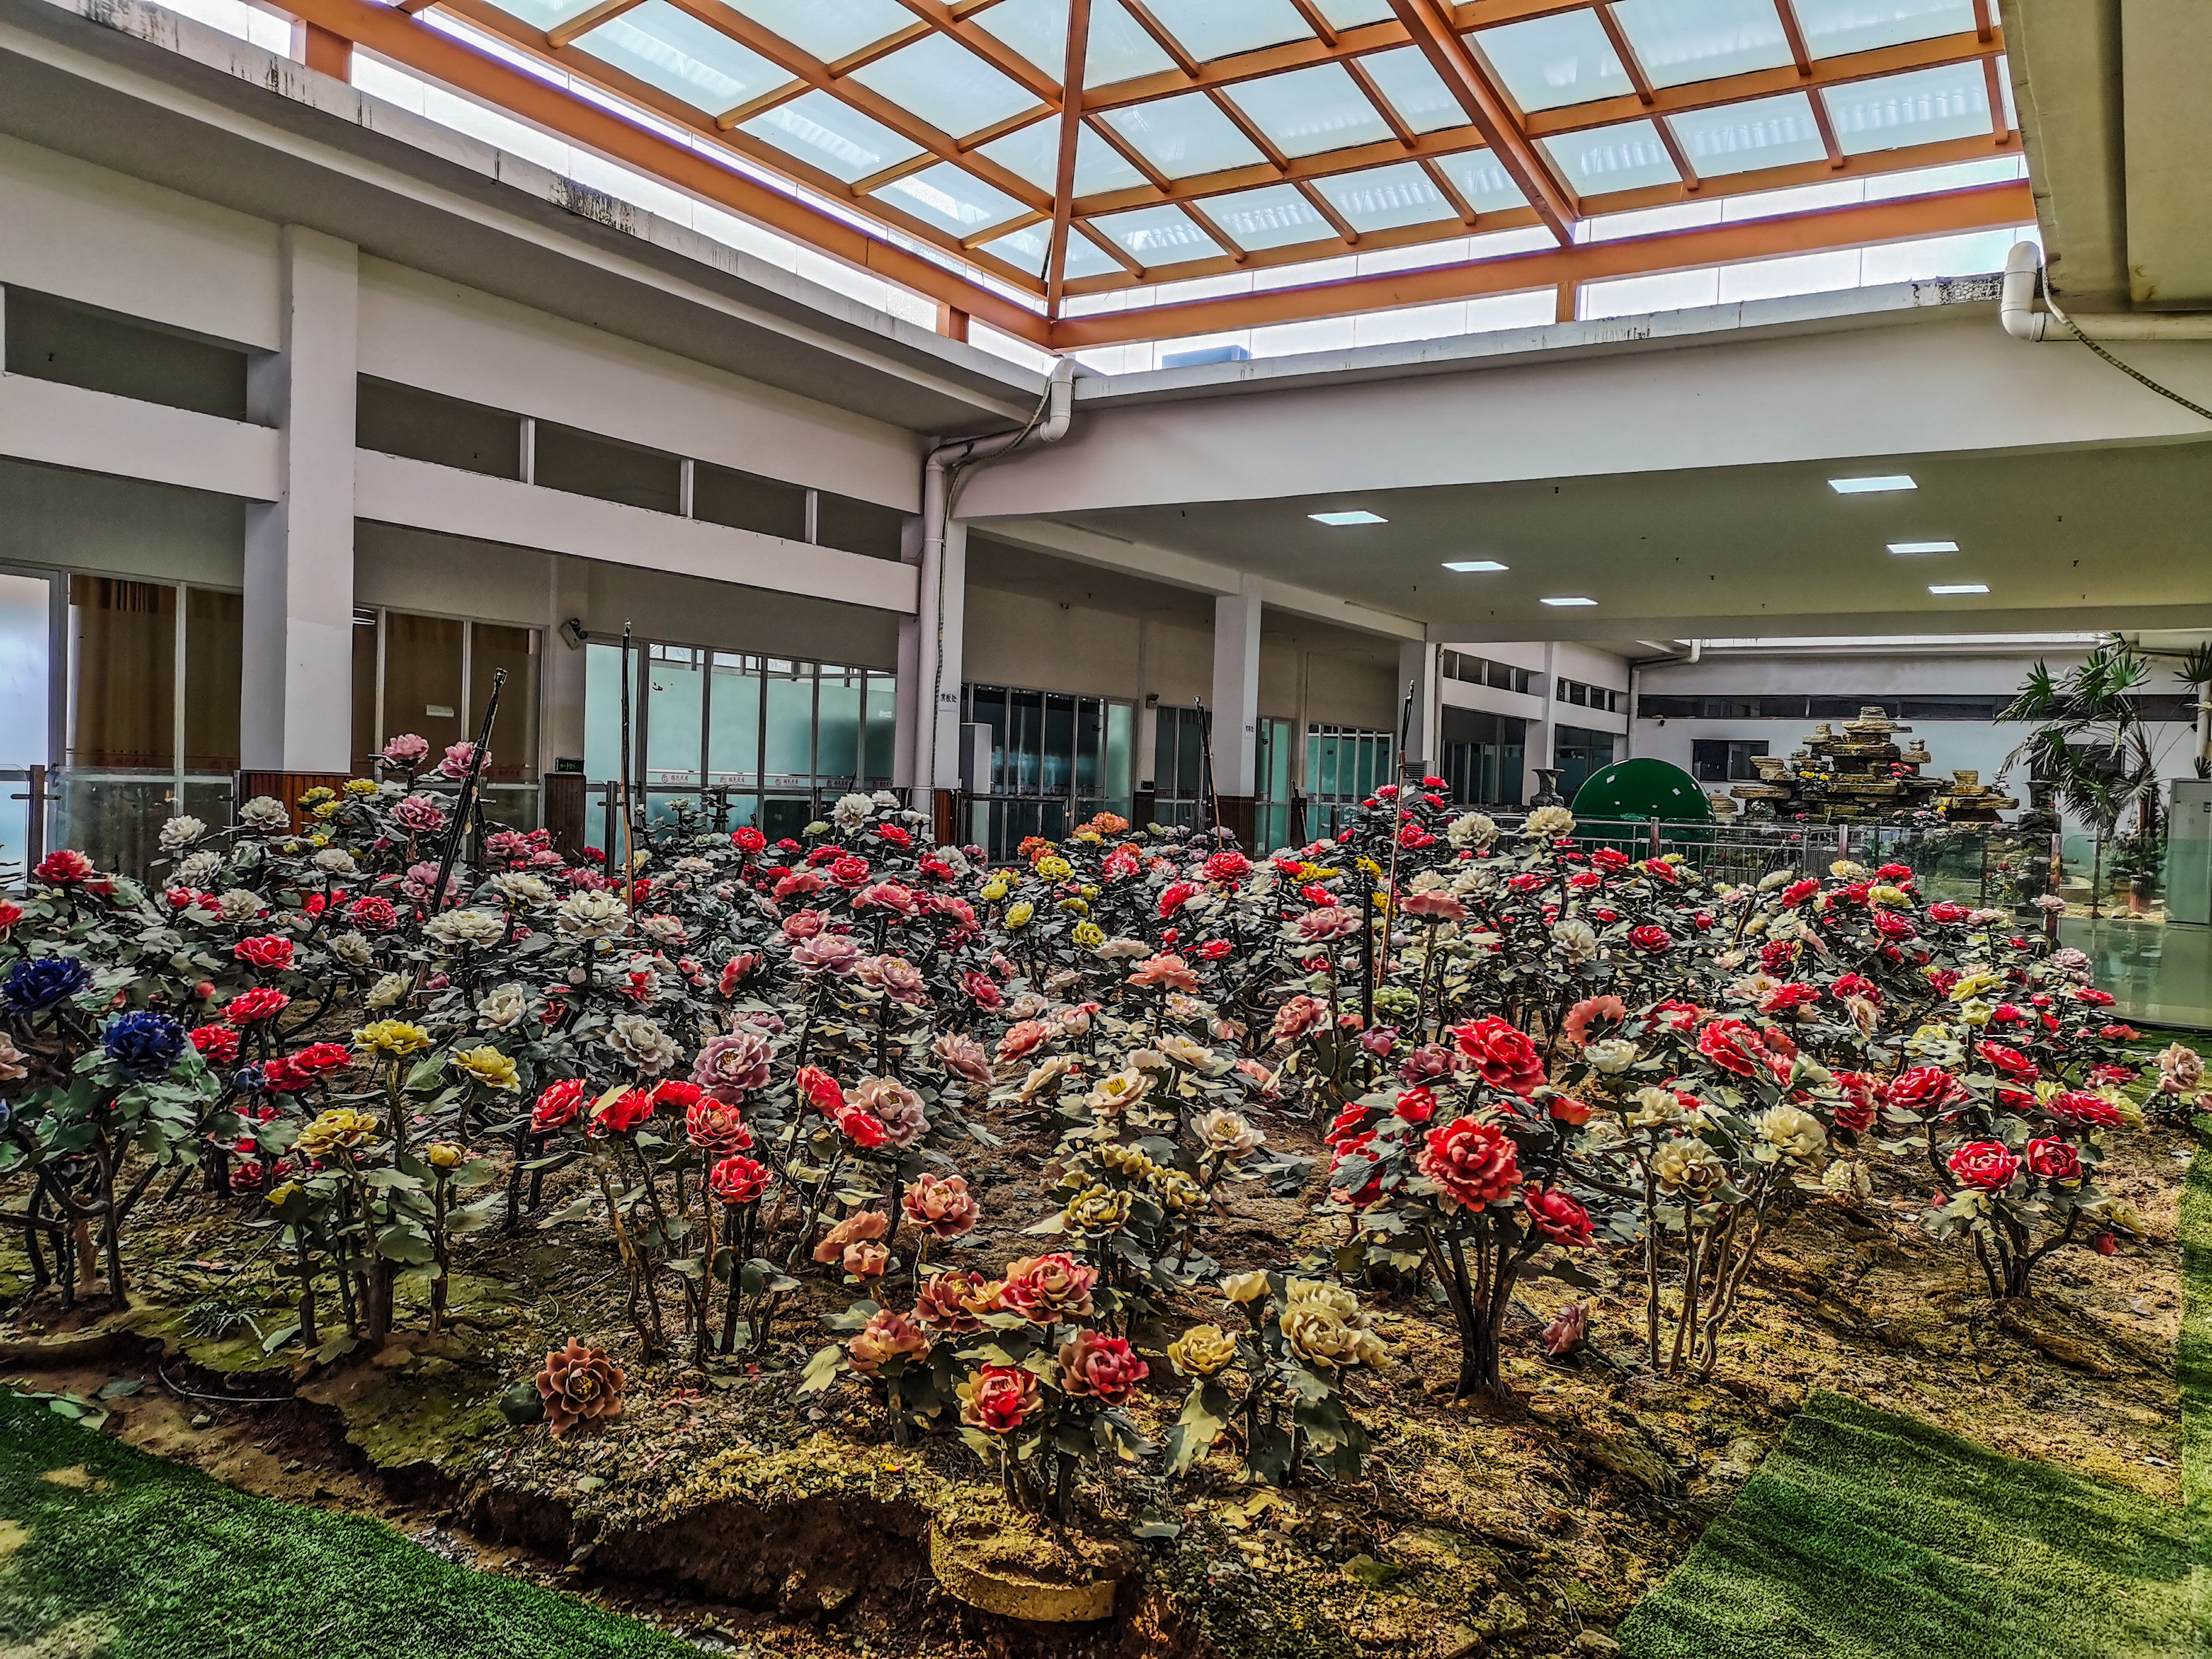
[311,800,339,820]
[1057,896,1089,916]
[1167,1323,1238,1378]
[1035,855,1073,881]
[1071,920,1105,950]
[343,778,379,796]
[354,1019,432,1057]
[452,1045,520,1092]
[424,1142,466,1170]
[979,878,1009,903]
[1948,971,2003,1002]
[1004,900,1034,929]
[1222,1270,1271,1304]
[297,1108,381,1161]
[299,786,336,805]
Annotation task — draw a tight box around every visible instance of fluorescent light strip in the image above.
[1309,510,1387,526]
[1443,560,1508,572]
[1541,596,1597,607]
[1928,583,1989,595]
[1888,540,1959,555]
[1830,475,1917,494]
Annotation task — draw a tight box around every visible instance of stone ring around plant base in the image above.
[927,1520,1131,1623]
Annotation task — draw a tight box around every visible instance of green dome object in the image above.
[1570,758,1713,823]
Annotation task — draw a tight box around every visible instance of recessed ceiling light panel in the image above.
[1888,540,1959,555]
[1443,560,1509,572]
[1830,475,1917,494]
[1541,596,1597,607]
[1928,583,1989,595]
[1309,510,1387,526]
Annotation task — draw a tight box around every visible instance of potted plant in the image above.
[2110,829,2165,916]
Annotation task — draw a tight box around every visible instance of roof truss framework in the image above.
[274,0,2026,344]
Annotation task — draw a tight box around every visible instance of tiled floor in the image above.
[2060,918,2212,1031]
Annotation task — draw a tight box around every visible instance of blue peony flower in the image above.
[104,1010,186,1082]
[2,956,92,1013]
[231,1065,269,1094]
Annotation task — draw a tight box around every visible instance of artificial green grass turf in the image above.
[0,1387,692,1659]
[1617,1127,2212,1659]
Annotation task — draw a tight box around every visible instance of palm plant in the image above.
[2177,643,2212,780]
[2000,643,2165,914]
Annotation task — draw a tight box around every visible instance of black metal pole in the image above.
[426,669,505,917]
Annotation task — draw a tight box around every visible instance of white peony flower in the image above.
[931,844,971,877]
[312,848,358,876]
[1584,1038,1639,1074]
[1627,1086,1683,1129]
[1752,1103,1826,1161]
[366,972,410,1010]
[1524,805,1576,838]
[557,890,627,939]
[477,982,531,1030]
[216,890,266,922]
[178,850,222,885]
[1446,812,1498,850]
[1195,1107,1264,1159]
[1822,1159,1872,1201]
[489,871,553,905]
[327,931,373,969]
[871,790,900,809]
[609,1013,679,1074]
[238,796,290,831]
[159,816,206,851]
[831,793,874,830]
[425,908,506,948]
[1550,917,1600,964]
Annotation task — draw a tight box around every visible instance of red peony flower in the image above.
[33,849,93,885]
[708,1154,772,1205]
[290,1042,351,1074]
[1057,1329,1149,1404]
[1831,1071,1880,1134]
[1418,1117,1521,1210]
[1926,902,1971,924]
[828,854,871,888]
[1627,924,1672,953]
[2048,1090,2125,1130]
[962,971,1005,1010]
[959,1364,1041,1434]
[1394,1085,1437,1124]
[222,987,291,1027]
[685,1095,751,1154]
[2023,1137,2082,1182]
[1157,880,1198,919]
[1697,1017,1762,1078]
[533,1078,588,1131]
[190,1025,241,1066]
[1780,878,1818,907]
[1549,1094,1594,1127]
[1977,1042,2038,1082]
[1450,1016,1546,1096]
[997,1252,1098,1322]
[1946,1140,2020,1191]
[731,825,766,853]
[1522,1182,1594,1246]
[589,1087,657,1136]
[1884,1066,1968,1115]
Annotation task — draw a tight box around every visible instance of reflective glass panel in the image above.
[708,652,761,782]
[1099,93,1267,178]
[978,118,1150,195]
[1357,45,1463,134]
[1825,62,1992,154]
[644,644,704,785]
[1668,92,1828,176]
[864,675,897,783]
[1061,232,1125,278]
[817,666,862,783]
[66,576,173,771]
[1041,694,1074,793]
[1104,702,1132,797]
[763,662,813,778]
[584,642,624,783]
[980,223,1050,275]
[0,569,48,865]
[1312,160,1451,232]
[1084,0,1181,86]
[724,0,912,64]
[1224,61,1395,158]
[1312,0,1393,22]
[1470,12,1631,112]
[1540,119,1681,193]
[976,0,1069,81]
[469,622,538,783]
[383,611,466,760]
[742,90,923,183]
[1794,0,1975,59]
[850,32,1039,137]
[484,0,607,32]
[872,164,1031,236]
[1195,184,1331,250]
[574,1,783,114]
[1435,149,1530,212]
[1145,0,1313,61]
[1091,203,1223,261]
[1611,0,1792,87]
[183,587,241,775]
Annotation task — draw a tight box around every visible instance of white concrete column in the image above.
[923,519,969,791]
[893,515,922,791]
[1398,638,1441,779]
[1525,640,1560,802]
[243,225,357,772]
[1210,577,1261,799]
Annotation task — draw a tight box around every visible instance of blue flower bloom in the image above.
[231,1065,269,1094]
[2,956,92,1013]
[104,1010,186,1081]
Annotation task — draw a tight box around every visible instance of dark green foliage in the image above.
[0,1388,689,1658]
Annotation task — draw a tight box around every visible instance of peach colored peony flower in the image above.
[847,1077,928,1148]
[957,1364,1041,1434]
[1127,954,1201,993]
[534,1338,625,1436]
[846,1309,930,1375]
[843,1240,890,1279]
[1057,1329,1149,1404]
[914,1269,1000,1333]
[996,1020,1052,1063]
[1561,995,1628,1048]
[933,1031,993,1087]
[998,1252,1098,1323]
[813,1209,888,1265]
[902,1172,980,1238]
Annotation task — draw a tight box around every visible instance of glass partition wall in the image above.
[962,685,1133,859]
[587,642,896,842]
[352,607,542,828]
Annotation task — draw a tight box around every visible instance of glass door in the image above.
[0,570,52,879]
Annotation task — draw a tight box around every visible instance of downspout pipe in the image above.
[2003,242,2212,340]
[910,357,1076,801]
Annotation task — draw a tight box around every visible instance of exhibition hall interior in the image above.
[0,0,2208,1652]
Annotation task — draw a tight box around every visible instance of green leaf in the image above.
[260,1320,302,1355]
[795,1343,848,1395]
[1164,1382,1228,1478]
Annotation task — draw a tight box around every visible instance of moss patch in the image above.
[0,1388,690,1658]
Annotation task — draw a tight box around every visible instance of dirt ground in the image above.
[0,1099,2189,1659]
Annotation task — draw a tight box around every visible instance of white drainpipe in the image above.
[910,358,1077,797]
[2002,242,2212,341]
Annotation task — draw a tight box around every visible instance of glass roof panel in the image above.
[1435,149,1530,213]
[1312,0,1396,24]
[1540,119,1681,193]
[1823,61,1991,155]
[1667,91,1829,176]
[974,0,1069,82]
[740,89,925,182]
[980,222,1049,275]
[483,0,606,32]
[977,118,1150,195]
[1222,62,1395,158]
[573,0,783,114]
[1084,0,1181,86]
[1610,0,1793,89]
[1311,161,1455,233]
[1099,92,1268,177]
[723,0,914,65]
[1143,0,1316,62]
[1091,203,1225,262]
[1195,183,1333,250]
[1470,12,1631,112]
[1061,233,1124,278]
[1792,0,1976,59]
[849,32,1041,137]
[870,163,1031,237]
[1357,45,1464,135]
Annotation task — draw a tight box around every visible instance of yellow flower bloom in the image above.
[1071,920,1104,950]
[267,1182,301,1207]
[452,1045,520,1092]
[1004,900,1034,929]
[310,800,339,820]
[1948,971,2003,1002]
[1071,828,1102,844]
[1167,1324,1238,1378]
[299,786,336,805]
[1057,896,1089,916]
[297,1108,381,1161]
[980,878,1009,903]
[1222,1270,1270,1304]
[343,778,379,796]
[1035,855,1073,882]
[354,1019,432,1057]
[424,1142,466,1170]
